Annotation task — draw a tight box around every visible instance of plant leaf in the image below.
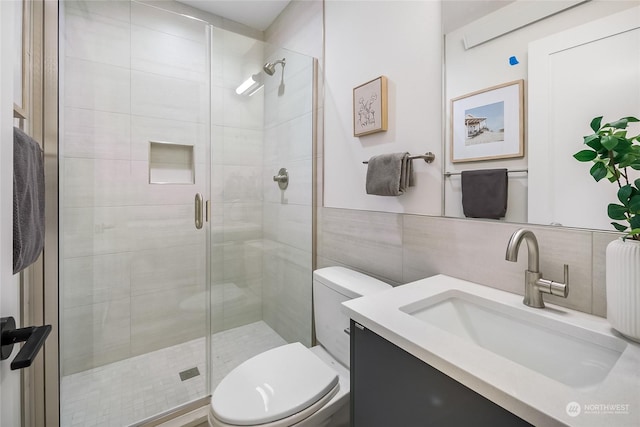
[612,222,628,232]
[614,152,628,164]
[605,165,619,182]
[573,150,597,162]
[630,195,640,212]
[614,130,628,138]
[618,185,633,204]
[616,138,632,151]
[601,134,619,150]
[617,152,635,167]
[585,135,603,151]
[590,162,608,181]
[608,203,628,220]
[635,178,640,190]
[630,215,640,230]
[626,228,640,239]
[624,116,640,122]
[590,116,603,132]
[605,117,629,129]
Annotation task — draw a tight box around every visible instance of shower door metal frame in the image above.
[42,1,60,425]
[22,0,60,426]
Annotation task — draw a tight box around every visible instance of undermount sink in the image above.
[400,290,627,388]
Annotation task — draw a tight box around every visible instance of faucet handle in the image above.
[548,264,569,298]
[536,264,569,299]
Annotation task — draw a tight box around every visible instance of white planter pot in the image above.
[606,238,640,343]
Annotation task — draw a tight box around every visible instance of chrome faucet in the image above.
[505,229,569,308]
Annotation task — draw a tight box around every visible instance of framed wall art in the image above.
[450,80,524,163]
[353,76,388,137]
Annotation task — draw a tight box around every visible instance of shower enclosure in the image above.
[58,1,315,425]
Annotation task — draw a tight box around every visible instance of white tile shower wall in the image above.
[259,0,323,347]
[318,207,620,317]
[261,8,318,344]
[264,0,323,62]
[61,1,210,375]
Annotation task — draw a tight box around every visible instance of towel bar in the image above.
[363,152,435,164]
[444,168,528,177]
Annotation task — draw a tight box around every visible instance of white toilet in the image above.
[209,266,391,427]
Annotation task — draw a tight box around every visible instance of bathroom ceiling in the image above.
[442,0,515,33]
[179,1,517,35]
[178,0,291,31]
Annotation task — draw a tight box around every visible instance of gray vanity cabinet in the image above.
[350,320,532,426]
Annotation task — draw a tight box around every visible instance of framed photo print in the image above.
[353,76,388,137]
[450,80,524,163]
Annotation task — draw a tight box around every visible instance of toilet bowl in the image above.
[208,267,391,427]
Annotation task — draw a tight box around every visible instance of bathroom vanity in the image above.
[344,275,640,427]
[350,319,530,426]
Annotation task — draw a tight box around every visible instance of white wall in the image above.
[443,0,637,223]
[324,1,442,215]
[0,1,22,425]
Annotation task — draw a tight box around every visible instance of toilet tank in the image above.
[313,267,391,368]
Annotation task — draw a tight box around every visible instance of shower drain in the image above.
[179,367,200,381]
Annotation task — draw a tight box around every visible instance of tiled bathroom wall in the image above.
[260,0,324,347]
[261,48,314,346]
[61,1,209,375]
[318,207,620,318]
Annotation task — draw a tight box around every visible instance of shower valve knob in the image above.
[273,168,289,190]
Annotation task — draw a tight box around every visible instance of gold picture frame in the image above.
[450,80,524,163]
[353,76,388,137]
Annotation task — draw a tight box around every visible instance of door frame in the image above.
[24,0,59,426]
[42,0,59,424]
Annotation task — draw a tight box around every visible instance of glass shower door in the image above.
[59,1,211,425]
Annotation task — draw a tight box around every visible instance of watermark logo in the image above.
[566,401,631,417]
[584,403,630,416]
[566,401,581,417]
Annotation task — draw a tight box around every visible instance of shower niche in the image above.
[149,141,195,184]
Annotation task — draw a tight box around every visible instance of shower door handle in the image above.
[195,193,204,230]
[1,316,52,370]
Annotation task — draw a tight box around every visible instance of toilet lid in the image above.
[211,343,339,426]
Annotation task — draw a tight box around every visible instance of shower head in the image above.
[263,58,286,76]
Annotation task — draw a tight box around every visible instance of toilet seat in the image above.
[211,343,339,426]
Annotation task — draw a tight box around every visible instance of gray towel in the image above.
[13,127,45,274]
[461,169,508,219]
[366,152,414,196]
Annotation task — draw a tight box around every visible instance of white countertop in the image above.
[342,274,640,427]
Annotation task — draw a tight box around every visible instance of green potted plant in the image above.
[574,115,640,342]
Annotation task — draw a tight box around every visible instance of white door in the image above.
[528,6,640,229]
[1,1,23,426]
